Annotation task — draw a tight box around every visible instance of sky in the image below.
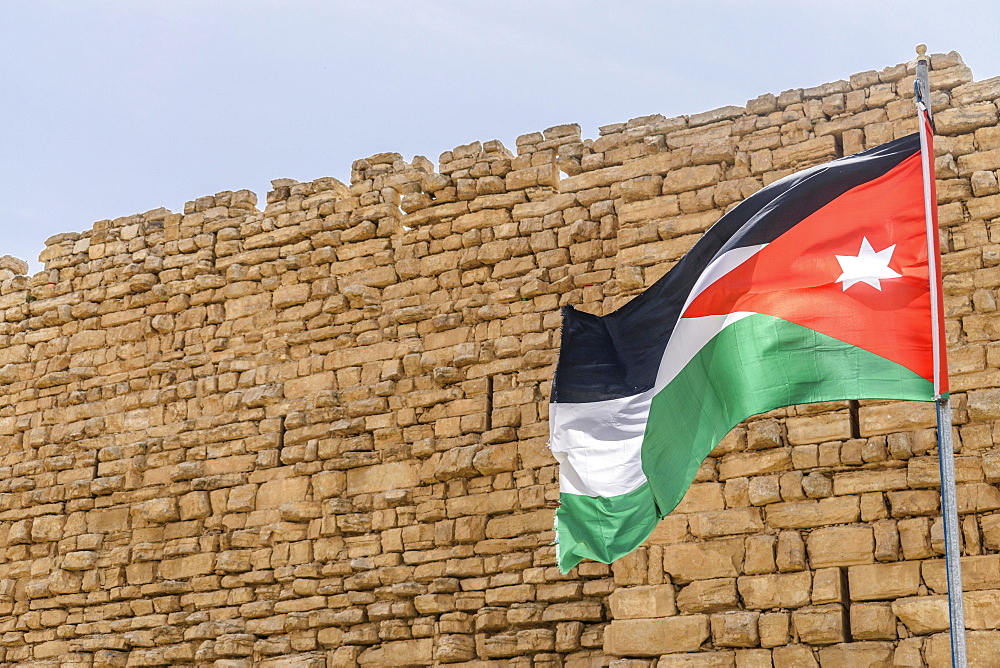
[2,1,999,273]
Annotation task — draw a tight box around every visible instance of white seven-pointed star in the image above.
[835,237,902,291]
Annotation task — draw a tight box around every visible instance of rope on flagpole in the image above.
[916,43,967,668]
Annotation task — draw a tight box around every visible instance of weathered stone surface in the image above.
[688,508,764,538]
[849,603,896,640]
[663,538,745,583]
[806,526,874,568]
[816,642,894,667]
[792,605,847,645]
[676,578,739,613]
[766,497,860,529]
[923,555,1000,594]
[604,616,710,656]
[718,448,792,480]
[924,630,1000,666]
[608,584,676,619]
[858,402,936,436]
[738,572,812,610]
[891,596,949,635]
[711,611,760,648]
[848,562,922,600]
[655,651,737,667]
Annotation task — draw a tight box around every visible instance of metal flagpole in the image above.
[915,43,967,667]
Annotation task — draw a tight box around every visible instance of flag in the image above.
[549,132,945,573]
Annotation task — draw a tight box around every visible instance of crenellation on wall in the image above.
[0,49,1000,665]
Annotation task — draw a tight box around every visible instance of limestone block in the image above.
[446,489,519,518]
[711,611,759,648]
[776,531,807,572]
[849,603,897,640]
[718,448,792,480]
[280,502,322,522]
[30,515,64,542]
[738,571,812,609]
[61,551,99,571]
[485,509,552,539]
[936,103,999,136]
[617,194,678,224]
[811,568,844,605]
[907,455,983,488]
[891,595,949,635]
[759,612,790,648]
[816,642,893,667]
[792,604,846,645]
[617,237,698,267]
[730,649,768,668]
[962,589,1000,629]
[924,630,1000,666]
[897,517,934,560]
[179,491,211,520]
[743,536,777,575]
[357,638,433,666]
[87,507,130,534]
[785,413,851,445]
[748,476,781,506]
[159,553,215,580]
[540,601,603,622]
[216,550,252,574]
[793,472,833,499]
[981,514,1000,550]
[662,165,724,195]
[654,652,736,667]
[284,372,333,399]
[674,483,725,514]
[676,578,738,613]
[766,497,860,529]
[848,562,922,600]
[873,519,900,562]
[663,538,744,583]
[431,634,474,662]
[646,516,689,545]
[432,444,482,481]
[688,508,764,538]
[771,645,818,667]
[746,419,782,450]
[312,472,346,500]
[256,477,310,509]
[833,469,908,495]
[887,490,940,516]
[346,461,419,495]
[468,443,515,477]
[603,615,710,656]
[923,555,1000,594]
[608,584,676,619]
[806,526,874,568]
[858,402,936,436]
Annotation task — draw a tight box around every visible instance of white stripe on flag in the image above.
[549,245,767,500]
[549,390,653,497]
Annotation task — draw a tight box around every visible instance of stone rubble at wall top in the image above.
[1,49,1000,666]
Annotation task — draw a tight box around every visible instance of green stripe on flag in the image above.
[556,482,660,573]
[642,313,933,517]
[555,314,934,573]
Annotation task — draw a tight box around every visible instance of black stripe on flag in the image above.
[552,133,921,404]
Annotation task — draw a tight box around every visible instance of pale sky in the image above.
[3,1,999,272]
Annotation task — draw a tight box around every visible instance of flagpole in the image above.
[915,43,967,668]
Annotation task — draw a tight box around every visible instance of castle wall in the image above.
[1,50,999,666]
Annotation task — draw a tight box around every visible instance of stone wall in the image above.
[0,50,999,667]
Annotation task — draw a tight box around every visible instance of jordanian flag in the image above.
[550,130,946,573]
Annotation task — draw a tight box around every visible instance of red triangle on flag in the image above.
[683,153,934,382]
